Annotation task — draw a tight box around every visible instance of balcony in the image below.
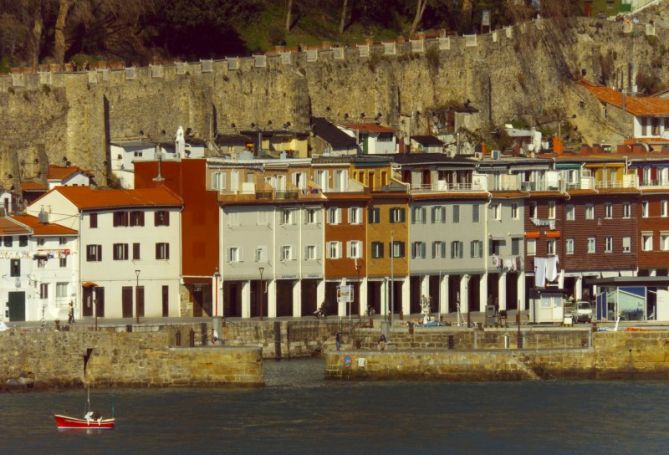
[594,174,639,190]
[489,254,523,272]
[410,178,488,193]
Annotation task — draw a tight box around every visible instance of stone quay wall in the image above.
[325,331,669,381]
[0,330,263,390]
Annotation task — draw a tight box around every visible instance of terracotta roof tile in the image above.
[11,214,77,236]
[47,165,87,181]
[343,123,396,133]
[21,181,47,192]
[580,80,669,117]
[0,218,31,235]
[47,185,183,210]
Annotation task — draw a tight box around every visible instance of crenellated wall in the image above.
[0,17,664,186]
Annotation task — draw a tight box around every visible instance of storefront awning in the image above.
[82,281,98,288]
[545,230,561,238]
[525,231,540,239]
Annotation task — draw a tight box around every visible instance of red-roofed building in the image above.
[24,185,183,320]
[46,165,93,190]
[580,80,669,146]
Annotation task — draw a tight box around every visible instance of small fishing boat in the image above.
[54,413,115,430]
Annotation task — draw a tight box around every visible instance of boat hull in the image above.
[54,414,116,430]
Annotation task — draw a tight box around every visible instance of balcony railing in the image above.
[410,180,487,193]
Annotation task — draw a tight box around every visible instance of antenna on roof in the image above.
[38,206,48,224]
[153,145,165,183]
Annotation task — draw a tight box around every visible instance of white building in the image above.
[0,215,77,323]
[26,186,183,319]
[47,165,92,190]
[339,123,398,155]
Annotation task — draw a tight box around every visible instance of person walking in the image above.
[68,302,75,325]
[335,332,341,351]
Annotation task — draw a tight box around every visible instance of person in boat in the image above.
[84,410,102,422]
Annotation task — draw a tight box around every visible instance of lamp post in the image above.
[213,268,221,317]
[134,269,140,324]
[258,266,265,321]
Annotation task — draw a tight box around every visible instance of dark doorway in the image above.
[7,291,25,321]
[83,287,93,317]
[122,286,133,318]
[325,282,339,316]
[135,286,145,318]
[162,285,169,317]
[276,281,293,317]
[224,282,241,317]
[506,273,518,310]
[429,275,440,313]
[367,280,382,315]
[410,276,422,315]
[301,280,318,316]
[251,280,267,318]
[488,273,499,309]
[192,287,204,317]
[448,275,460,313]
[94,287,105,317]
[468,275,480,312]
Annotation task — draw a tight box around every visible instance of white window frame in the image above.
[547,201,556,220]
[585,204,594,220]
[56,282,68,298]
[254,246,267,263]
[604,203,613,219]
[587,237,596,254]
[228,247,241,263]
[280,245,293,261]
[623,202,631,219]
[305,245,318,260]
[662,201,668,218]
[547,239,556,256]
[642,233,653,252]
[348,207,362,225]
[527,239,536,256]
[566,238,574,255]
[281,209,295,225]
[491,203,501,221]
[347,240,362,259]
[642,200,649,218]
[605,236,613,253]
[432,206,446,223]
[566,205,575,221]
[622,236,632,253]
[327,207,341,225]
[661,233,669,251]
[511,202,519,220]
[305,208,319,224]
[327,241,341,259]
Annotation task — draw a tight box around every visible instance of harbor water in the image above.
[1,359,669,454]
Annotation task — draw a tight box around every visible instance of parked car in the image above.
[572,301,592,323]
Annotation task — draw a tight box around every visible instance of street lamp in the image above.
[213,268,221,317]
[258,266,265,320]
[135,269,141,324]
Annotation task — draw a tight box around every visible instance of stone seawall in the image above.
[0,330,263,390]
[325,331,669,381]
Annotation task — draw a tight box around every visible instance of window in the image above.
[566,238,575,255]
[585,204,594,220]
[663,201,668,218]
[113,243,129,260]
[587,237,596,254]
[371,241,384,259]
[432,241,446,258]
[305,245,317,261]
[450,241,463,259]
[511,238,520,256]
[623,202,631,218]
[527,239,536,256]
[113,211,128,227]
[19,236,27,247]
[40,283,48,299]
[529,202,537,219]
[489,240,502,256]
[327,208,341,225]
[130,211,145,226]
[566,205,575,221]
[132,243,140,260]
[642,200,649,218]
[58,237,67,245]
[662,234,669,251]
[391,241,405,258]
[452,205,460,223]
[548,201,556,220]
[37,238,45,246]
[347,241,362,259]
[411,207,426,224]
[228,247,240,263]
[511,203,519,220]
[10,259,20,277]
[472,204,480,223]
[59,257,67,268]
[154,210,170,226]
[255,246,267,262]
[547,239,556,255]
[411,241,426,259]
[89,213,98,228]
[432,206,446,223]
[56,282,68,298]
[327,241,342,259]
[642,233,653,251]
[155,242,170,260]
[86,245,102,262]
[604,203,613,219]
[368,207,380,224]
[349,207,362,225]
[305,208,318,224]
[390,207,406,223]
[622,236,632,253]
[3,236,11,247]
[470,240,483,258]
[605,236,613,253]
[281,209,295,225]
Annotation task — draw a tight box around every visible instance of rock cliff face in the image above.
[0,17,665,185]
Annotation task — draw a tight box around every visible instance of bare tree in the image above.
[285,0,293,32]
[29,1,44,68]
[410,0,428,37]
[339,0,348,34]
[53,0,72,64]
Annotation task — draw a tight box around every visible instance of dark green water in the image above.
[1,359,669,454]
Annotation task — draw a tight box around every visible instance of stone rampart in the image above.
[0,17,662,185]
[0,329,263,390]
[325,330,669,381]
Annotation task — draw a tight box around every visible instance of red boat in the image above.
[54,413,116,430]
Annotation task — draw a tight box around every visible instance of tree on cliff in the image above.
[409,0,429,36]
[339,0,349,34]
[286,0,293,32]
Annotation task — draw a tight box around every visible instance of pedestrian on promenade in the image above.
[335,332,341,351]
[68,302,75,325]
[378,334,386,351]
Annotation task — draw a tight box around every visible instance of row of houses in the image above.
[8,144,669,323]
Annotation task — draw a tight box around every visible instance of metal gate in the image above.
[8,291,25,321]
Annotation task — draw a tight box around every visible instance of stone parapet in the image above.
[0,330,262,390]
